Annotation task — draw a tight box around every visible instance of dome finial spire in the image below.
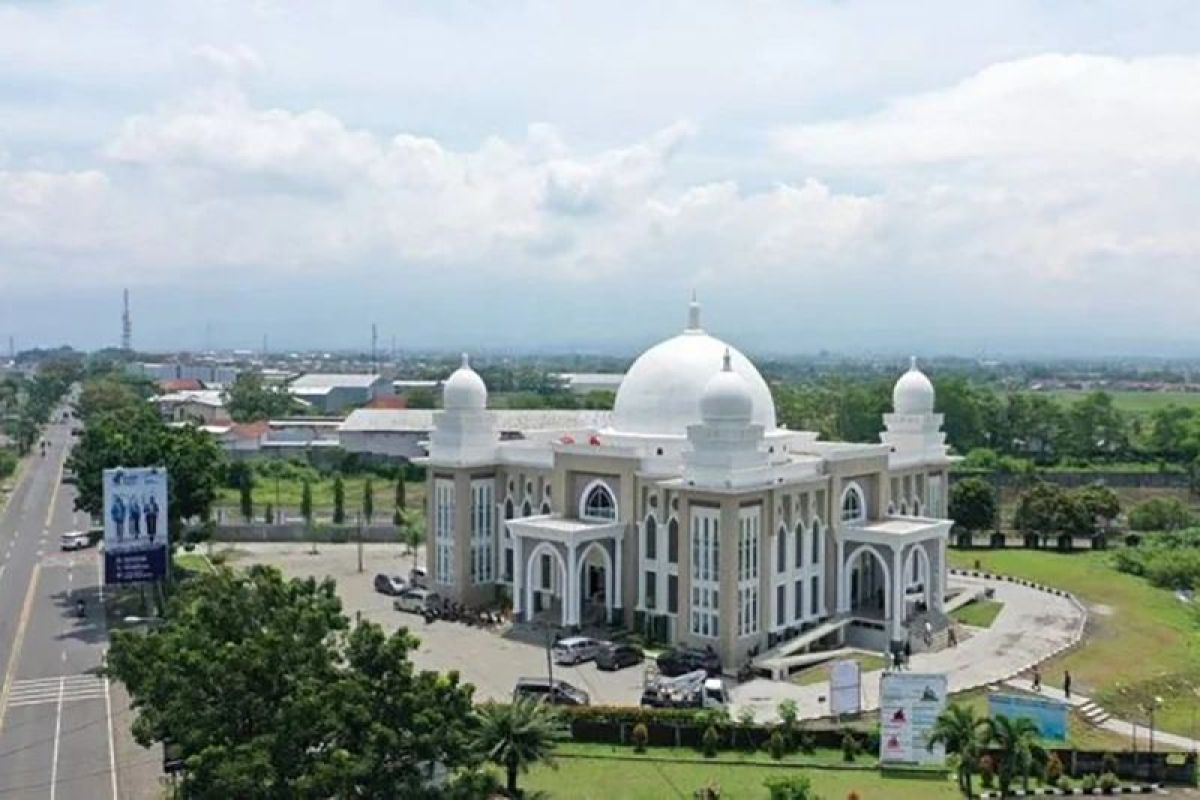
[909,355,917,371]
[461,352,470,368]
[722,347,732,372]
[687,291,702,331]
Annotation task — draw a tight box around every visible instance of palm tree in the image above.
[474,697,567,797]
[985,714,1046,797]
[928,703,989,797]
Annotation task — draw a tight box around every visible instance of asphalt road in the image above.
[0,416,159,799]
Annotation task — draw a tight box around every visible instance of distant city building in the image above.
[419,298,955,672]
[287,373,392,414]
[555,372,625,395]
[153,389,229,425]
[339,408,613,461]
[129,362,241,387]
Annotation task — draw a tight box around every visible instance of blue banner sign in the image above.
[988,692,1069,741]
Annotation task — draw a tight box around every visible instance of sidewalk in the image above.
[732,573,1086,722]
[1006,678,1200,752]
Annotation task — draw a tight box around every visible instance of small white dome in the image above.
[700,350,753,424]
[443,353,488,410]
[612,297,776,435]
[893,357,935,415]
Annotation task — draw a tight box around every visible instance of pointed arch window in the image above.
[580,481,617,521]
[840,483,866,524]
[667,518,679,564]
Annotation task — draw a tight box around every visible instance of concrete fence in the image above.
[212,522,404,544]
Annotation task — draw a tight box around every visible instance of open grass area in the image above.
[791,654,889,687]
[215,475,425,517]
[948,548,1200,738]
[1039,389,1200,416]
[518,743,959,800]
[950,599,1004,628]
[173,552,214,575]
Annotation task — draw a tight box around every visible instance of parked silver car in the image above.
[393,588,441,614]
[551,636,602,665]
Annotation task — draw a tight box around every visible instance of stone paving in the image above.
[223,543,1089,720]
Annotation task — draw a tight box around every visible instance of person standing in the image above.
[1063,670,1072,699]
[1032,664,1042,692]
[903,639,912,668]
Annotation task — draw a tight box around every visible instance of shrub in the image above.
[777,699,799,731]
[1099,771,1119,794]
[1056,775,1071,792]
[631,722,648,753]
[0,447,17,479]
[702,725,720,758]
[1081,773,1098,792]
[694,782,721,800]
[1128,497,1192,532]
[979,754,996,789]
[763,774,816,800]
[1101,752,1118,776]
[846,793,860,800]
[798,732,816,755]
[841,733,859,763]
[1045,751,1064,783]
[768,728,787,760]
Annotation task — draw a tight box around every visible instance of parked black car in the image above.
[656,647,722,677]
[512,677,590,706]
[373,573,407,595]
[595,642,644,671]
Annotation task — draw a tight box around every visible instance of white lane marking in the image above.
[61,651,67,662]
[49,677,64,800]
[104,673,118,800]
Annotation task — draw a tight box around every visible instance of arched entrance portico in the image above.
[525,541,568,626]
[577,542,613,626]
[901,544,932,621]
[844,545,890,620]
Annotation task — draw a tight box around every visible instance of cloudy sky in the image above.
[2,1,1199,357]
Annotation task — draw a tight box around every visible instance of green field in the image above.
[947,549,1200,738]
[949,599,1004,628]
[792,654,889,687]
[518,743,958,800]
[1040,389,1200,416]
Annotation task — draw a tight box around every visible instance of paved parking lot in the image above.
[221,542,648,705]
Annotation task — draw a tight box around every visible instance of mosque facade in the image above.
[420,299,954,670]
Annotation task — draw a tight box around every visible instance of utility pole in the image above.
[121,289,132,351]
[371,323,378,372]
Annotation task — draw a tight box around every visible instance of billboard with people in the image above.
[103,466,169,583]
[879,672,948,765]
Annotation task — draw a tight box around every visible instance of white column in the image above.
[566,542,578,626]
[513,535,524,618]
[615,534,623,612]
[890,545,904,643]
[836,539,848,613]
[935,537,947,612]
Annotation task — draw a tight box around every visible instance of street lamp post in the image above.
[1148,696,1163,754]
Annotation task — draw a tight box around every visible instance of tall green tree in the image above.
[985,714,1046,795]
[333,473,346,524]
[106,565,479,799]
[239,467,254,522]
[362,477,374,524]
[949,477,997,532]
[474,697,567,797]
[225,371,296,422]
[395,474,407,511]
[301,479,314,525]
[397,509,425,572]
[1074,484,1120,531]
[928,703,989,797]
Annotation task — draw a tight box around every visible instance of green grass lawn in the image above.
[173,552,214,575]
[950,599,1004,628]
[792,654,889,687]
[1039,389,1200,416]
[518,743,959,800]
[215,475,425,518]
[948,548,1200,738]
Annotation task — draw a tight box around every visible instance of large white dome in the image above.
[612,300,776,436]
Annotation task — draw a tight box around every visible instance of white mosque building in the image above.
[421,298,954,671]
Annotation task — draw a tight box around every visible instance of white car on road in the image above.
[59,530,91,551]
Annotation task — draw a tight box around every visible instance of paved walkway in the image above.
[1005,678,1200,752]
[731,573,1087,722]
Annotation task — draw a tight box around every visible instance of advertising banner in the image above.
[103,467,169,584]
[988,692,1068,741]
[829,659,862,715]
[879,672,948,765]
